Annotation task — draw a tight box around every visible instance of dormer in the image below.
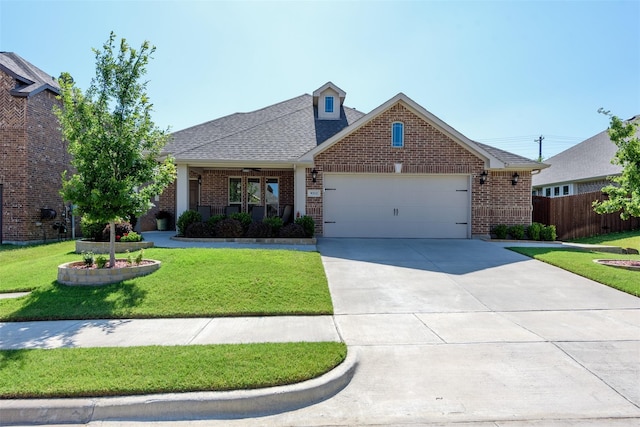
[313,82,346,120]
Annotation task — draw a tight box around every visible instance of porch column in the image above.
[176,164,189,230]
[294,165,307,217]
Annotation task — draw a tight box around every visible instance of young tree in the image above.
[55,32,176,266]
[592,110,640,220]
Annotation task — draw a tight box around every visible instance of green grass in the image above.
[0,342,347,398]
[0,241,333,321]
[509,247,640,296]
[568,229,640,250]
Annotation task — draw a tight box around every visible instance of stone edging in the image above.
[171,236,317,245]
[0,347,358,424]
[593,259,640,271]
[75,240,154,254]
[57,260,161,286]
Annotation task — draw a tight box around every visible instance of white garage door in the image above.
[323,174,470,238]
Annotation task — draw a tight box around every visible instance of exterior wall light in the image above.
[479,170,488,185]
[511,172,519,185]
[311,168,318,183]
[198,175,202,185]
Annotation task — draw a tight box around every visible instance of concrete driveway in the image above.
[198,237,640,426]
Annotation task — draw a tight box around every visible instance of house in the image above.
[0,52,71,244]
[154,82,545,238]
[532,120,638,198]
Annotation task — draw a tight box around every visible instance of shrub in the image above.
[120,231,142,242]
[540,224,557,241]
[95,255,107,269]
[508,225,525,240]
[527,222,543,241]
[279,223,306,238]
[177,210,202,236]
[207,214,227,229]
[263,216,283,235]
[246,221,273,238]
[492,224,508,239]
[135,249,144,265]
[215,218,244,238]
[102,221,133,242]
[80,218,105,241]
[230,212,252,230]
[185,221,215,238]
[81,251,95,266]
[295,215,315,238]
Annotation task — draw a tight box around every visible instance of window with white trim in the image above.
[392,122,404,147]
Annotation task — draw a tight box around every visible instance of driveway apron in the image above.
[211,238,640,426]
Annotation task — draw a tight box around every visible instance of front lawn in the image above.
[509,247,640,297]
[0,342,347,398]
[0,241,333,321]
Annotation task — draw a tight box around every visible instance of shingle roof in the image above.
[531,126,637,187]
[475,142,542,168]
[0,52,60,97]
[166,94,365,162]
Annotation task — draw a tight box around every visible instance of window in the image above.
[562,185,570,196]
[553,186,560,197]
[247,177,261,206]
[229,177,241,207]
[545,188,551,197]
[325,96,334,113]
[266,178,279,217]
[392,122,404,147]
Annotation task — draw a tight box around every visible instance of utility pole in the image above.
[535,135,544,162]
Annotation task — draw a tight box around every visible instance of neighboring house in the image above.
[532,120,639,197]
[154,82,546,238]
[0,52,69,244]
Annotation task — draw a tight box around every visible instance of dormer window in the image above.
[325,96,334,113]
[392,122,404,147]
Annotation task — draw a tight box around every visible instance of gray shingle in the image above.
[166,94,365,162]
[0,52,60,96]
[531,126,638,187]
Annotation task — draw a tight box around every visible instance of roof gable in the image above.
[303,93,542,170]
[0,52,60,97]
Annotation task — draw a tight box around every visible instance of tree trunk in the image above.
[109,219,116,267]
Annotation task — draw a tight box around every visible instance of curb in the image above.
[0,348,358,425]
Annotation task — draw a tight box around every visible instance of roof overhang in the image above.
[300,93,507,169]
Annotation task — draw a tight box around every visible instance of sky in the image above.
[1,0,639,161]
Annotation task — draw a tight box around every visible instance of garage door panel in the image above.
[323,174,470,238]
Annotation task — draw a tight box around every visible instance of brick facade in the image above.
[0,71,71,243]
[310,103,531,237]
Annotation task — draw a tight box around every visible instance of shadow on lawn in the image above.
[4,280,147,322]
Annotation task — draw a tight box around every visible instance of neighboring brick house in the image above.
[156,82,546,238]
[532,118,639,198]
[0,52,70,244]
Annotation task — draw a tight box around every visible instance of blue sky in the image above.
[1,0,638,160]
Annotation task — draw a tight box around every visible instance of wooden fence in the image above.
[532,191,640,240]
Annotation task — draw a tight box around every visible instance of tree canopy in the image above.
[593,110,640,220]
[55,32,176,264]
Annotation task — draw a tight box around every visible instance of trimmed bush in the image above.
[215,218,244,238]
[207,214,226,229]
[527,222,543,241]
[230,212,252,231]
[185,221,215,238]
[120,231,142,242]
[80,218,104,241]
[492,224,508,239]
[177,210,202,236]
[508,225,526,240]
[263,216,283,235]
[295,215,315,238]
[540,224,557,241]
[246,221,273,238]
[279,223,306,238]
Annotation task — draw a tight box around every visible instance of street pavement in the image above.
[1,236,639,426]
